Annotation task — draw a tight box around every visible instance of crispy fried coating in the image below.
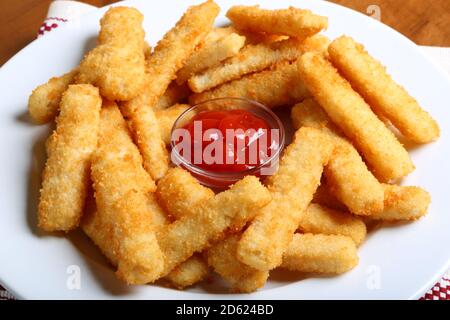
[122,1,218,179]
[189,35,329,93]
[156,167,214,220]
[132,0,219,109]
[189,60,310,107]
[157,168,267,291]
[82,193,118,264]
[164,254,209,289]
[203,26,238,43]
[156,167,267,292]
[292,99,385,215]
[316,180,430,221]
[98,6,145,47]
[299,52,414,182]
[157,176,271,277]
[38,84,101,231]
[328,36,439,144]
[371,184,430,221]
[298,204,367,246]
[154,167,213,287]
[237,128,334,271]
[28,69,78,124]
[153,82,191,110]
[121,101,169,181]
[156,104,190,145]
[177,33,246,85]
[281,233,358,274]
[90,103,163,284]
[226,5,328,38]
[237,30,288,45]
[207,234,269,293]
[313,182,348,212]
[85,165,207,288]
[77,7,146,101]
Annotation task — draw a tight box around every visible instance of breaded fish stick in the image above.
[281,233,358,274]
[291,99,385,215]
[226,5,328,39]
[372,184,430,221]
[164,254,209,289]
[156,167,214,220]
[154,82,191,110]
[328,36,439,144]
[299,53,414,182]
[121,102,169,180]
[298,204,367,245]
[156,168,267,292]
[156,104,190,145]
[157,176,271,277]
[203,26,237,43]
[135,0,219,108]
[237,30,288,45]
[98,7,145,47]
[313,182,348,212]
[77,7,146,101]
[85,168,207,288]
[38,84,101,231]
[207,234,269,293]
[90,103,163,284]
[237,128,334,271]
[28,69,78,124]
[122,1,218,179]
[177,33,246,85]
[155,168,213,287]
[189,35,329,93]
[189,60,310,107]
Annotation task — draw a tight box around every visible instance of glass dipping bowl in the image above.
[170,97,285,190]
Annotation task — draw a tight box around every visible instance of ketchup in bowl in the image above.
[170,98,285,189]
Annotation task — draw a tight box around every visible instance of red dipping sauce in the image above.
[181,109,273,172]
[170,98,285,189]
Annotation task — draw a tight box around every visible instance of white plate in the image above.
[1,0,450,300]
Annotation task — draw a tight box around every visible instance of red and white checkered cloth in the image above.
[1,0,449,300]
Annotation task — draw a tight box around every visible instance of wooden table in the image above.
[1,0,449,66]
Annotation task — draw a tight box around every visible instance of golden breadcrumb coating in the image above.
[372,184,430,221]
[190,59,310,107]
[281,233,358,274]
[226,5,328,38]
[157,176,271,277]
[121,1,218,179]
[153,82,191,110]
[129,0,219,109]
[237,127,334,271]
[298,204,367,246]
[164,254,209,289]
[328,36,439,144]
[292,99,431,220]
[177,33,246,84]
[207,234,269,293]
[28,69,78,124]
[38,84,101,231]
[90,103,163,284]
[156,167,267,292]
[189,35,329,93]
[121,101,169,181]
[313,182,348,212]
[156,104,190,145]
[98,6,145,47]
[299,52,414,182]
[156,167,214,220]
[77,7,146,101]
[292,99,385,215]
